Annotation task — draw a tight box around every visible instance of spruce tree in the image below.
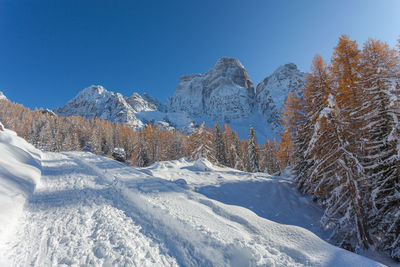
[214,123,228,166]
[248,126,259,172]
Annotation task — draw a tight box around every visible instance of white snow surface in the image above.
[0,123,42,247]
[0,127,385,266]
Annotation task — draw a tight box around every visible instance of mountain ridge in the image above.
[54,58,306,142]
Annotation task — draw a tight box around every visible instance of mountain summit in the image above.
[166,58,306,137]
[256,63,306,127]
[54,85,144,128]
[166,57,255,121]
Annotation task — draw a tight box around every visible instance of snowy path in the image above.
[1,152,178,266]
[0,147,384,266]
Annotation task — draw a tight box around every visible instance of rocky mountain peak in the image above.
[54,85,143,128]
[255,63,306,128]
[0,91,7,100]
[166,57,255,121]
[210,57,254,94]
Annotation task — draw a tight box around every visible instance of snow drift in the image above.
[0,122,42,245]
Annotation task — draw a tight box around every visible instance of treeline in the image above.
[281,35,400,260]
[0,100,281,173]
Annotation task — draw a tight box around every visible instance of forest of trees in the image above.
[0,100,281,174]
[280,35,400,260]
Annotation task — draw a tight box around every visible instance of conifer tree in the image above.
[214,123,228,166]
[223,124,244,169]
[298,36,372,251]
[359,39,400,259]
[296,55,331,192]
[189,122,216,163]
[248,126,259,172]
[277,93,300,169]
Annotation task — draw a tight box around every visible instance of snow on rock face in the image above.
[166,57,255,121]
[255,63,306,127]
[54,85,144,128]
[166,58,306,139]
[142,93,165,112]
[55,85,194,133]
[0,91,7,100]
[125,93,158,113]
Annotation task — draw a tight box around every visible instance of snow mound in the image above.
[193,158,215,171]
[0,123,42,245]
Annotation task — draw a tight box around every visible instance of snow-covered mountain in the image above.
[54,58,306,142]
[256,63,306,128]
[54,85,144,128]
[166,57,306,140]
[0,91,7,100]
[55,85,195,133]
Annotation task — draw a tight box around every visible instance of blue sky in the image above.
[1,0,399,109]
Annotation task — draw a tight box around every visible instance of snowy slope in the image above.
[0,125,385,266]
[0,91,6,100]
[0,122,42,246]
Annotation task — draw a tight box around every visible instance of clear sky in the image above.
[1,0,399,109]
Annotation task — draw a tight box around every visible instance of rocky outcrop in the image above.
[166,57,255,121]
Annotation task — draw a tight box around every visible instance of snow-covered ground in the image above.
[0,125,388,266]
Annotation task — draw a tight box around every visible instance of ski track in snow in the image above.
[1,152,178,266]
[0,148,386,266]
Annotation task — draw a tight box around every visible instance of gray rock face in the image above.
[166,57,255,121]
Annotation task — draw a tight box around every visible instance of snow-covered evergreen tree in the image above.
[248,126,259,172]
[214,123,228,166]
[295,55,331,193]
[359,39,400,259]
[189,122,216,163]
